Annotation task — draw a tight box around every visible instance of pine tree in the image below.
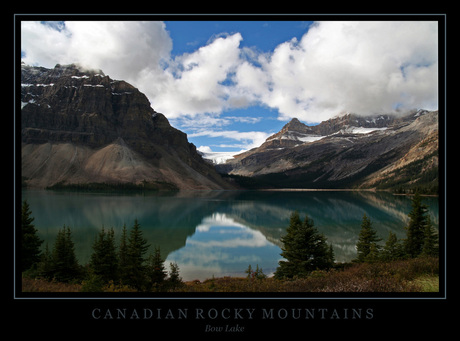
[245,264,267,280]
[275,212,334,279]
[37,242,53,280]
[245,264,253,278]
[21,200,43,271]
[118,223,129,283]
[89,226,118,283]
[124,219,150,290]
[168,262,183,289]
[146,247,167,291]
[404,192,431,258]
[355,214,382,262]
[381,231,405,261]
[50,226,80,282]
[327,244,335,267]
[253,264,267,280]
[421,216,439,257]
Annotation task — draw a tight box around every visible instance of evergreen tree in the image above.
[21,200,43,271]
[245,264,253,278]
[275,212,334,279]
[381,231,405,261]
[146,247,167,291]
[327,244,335,267]
[168,262,183,289]
[124,219,150,290]
[404,192,431,258]
[355,214,382,262]
[37,242,53,280]
[366,243,381,263]
[245,264,267,280]
[421,216,439,257]
[253,264,267,280]
[118,223,129,283]
[50,226,80,282]
[89,226,118,283]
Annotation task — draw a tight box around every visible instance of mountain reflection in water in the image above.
[22,190,439,280]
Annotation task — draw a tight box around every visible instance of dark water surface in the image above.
[21,190,439,280]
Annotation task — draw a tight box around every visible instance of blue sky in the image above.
[21,20,438,153]
[163,21,314,152]
[165,21,313,54]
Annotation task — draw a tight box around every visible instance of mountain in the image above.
[217,110,438,192]
[21,63,233,190]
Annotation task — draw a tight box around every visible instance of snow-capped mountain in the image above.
[217,110,438,191]
[259,111,427,150]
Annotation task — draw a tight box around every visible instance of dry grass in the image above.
[22,277,82,292]
[411,275,439,292]
[21,257,439,293]
[174,256,439,293]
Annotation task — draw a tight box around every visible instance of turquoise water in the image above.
[21,190,439,280]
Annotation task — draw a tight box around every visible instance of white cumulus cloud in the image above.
[153,32,244,117]
[22,21,172,86]
[233,21,438,123]
[21,20,438,127]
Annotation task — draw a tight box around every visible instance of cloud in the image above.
[21,20,438,126]
[189,129,270,151]
[20,21,241,117]
[153,32,244,117]
[235,21,438,123]
[22,21,172,86]
[171,113,262,130]
[192,213,271,248]
[170,113,266,152]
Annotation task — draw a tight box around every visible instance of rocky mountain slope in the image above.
[21,63,233,190]
[217,110,438,192]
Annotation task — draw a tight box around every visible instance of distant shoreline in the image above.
[257,188,439,196]
[256,188,378,192]
[23,185,439,197]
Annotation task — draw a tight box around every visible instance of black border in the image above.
[10,13,451,335]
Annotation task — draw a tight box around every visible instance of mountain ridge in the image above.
[217,110,438,192]
[21,63,438,193]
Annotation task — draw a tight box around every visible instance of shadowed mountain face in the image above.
[21,63,233,190]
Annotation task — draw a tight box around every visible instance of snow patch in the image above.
[267,132,324,143]
[197,146,236,164]
[333,126,388,135]
[297,135,325,143]
[21,83,54,87]
[112,92,133,95]
[21,99,36,108]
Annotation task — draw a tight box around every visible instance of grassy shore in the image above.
[22,256,439,293]
[176,257,439,293]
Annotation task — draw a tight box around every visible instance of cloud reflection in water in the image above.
[166,213,280,280]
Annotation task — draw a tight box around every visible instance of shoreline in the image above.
[22,256,440,293]
[256,188,378,192]
[23,186,439,197]
[251,188,438,197]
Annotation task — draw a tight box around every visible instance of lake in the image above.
[21,189,439,281]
